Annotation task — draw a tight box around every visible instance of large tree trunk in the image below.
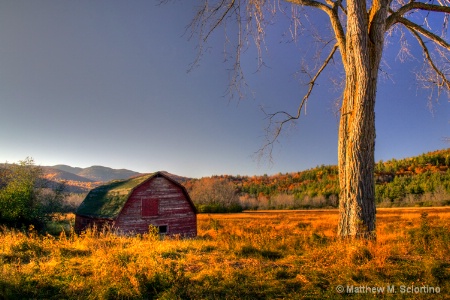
[337,72,377,239]
[337,0,387,239]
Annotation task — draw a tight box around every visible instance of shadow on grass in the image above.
[0,279,69,300]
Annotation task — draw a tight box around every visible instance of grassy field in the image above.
[1,208,450,299]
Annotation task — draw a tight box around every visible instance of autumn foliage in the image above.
[184,149,450,210]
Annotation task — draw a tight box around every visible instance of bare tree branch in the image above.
[204,0,236,42]
[287,0,347,60]
[259,43,339,158]
[411,30,449,87]
[286,0,332,12]
[402,23,450,100]
[396,17,450,50]
[329,0,347,63]
[387,2,450,29]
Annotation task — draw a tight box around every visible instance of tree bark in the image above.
[337,71,377,239]
[337,0,387,239]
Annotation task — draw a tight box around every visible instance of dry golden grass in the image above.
[1,207,449,299]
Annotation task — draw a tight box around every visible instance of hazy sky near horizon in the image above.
[0,1,448,178]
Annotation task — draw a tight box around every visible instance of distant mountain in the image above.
[52,165,83,175]
[76,166,141,182]
[41,167,95,193]
[159,171,190,183]
[43,167,95,183]
[51,165,141,182]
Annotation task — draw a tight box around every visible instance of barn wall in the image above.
[114,176,197,236]
[74,215,114,233]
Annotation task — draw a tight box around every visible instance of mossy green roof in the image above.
[76,173,155,219]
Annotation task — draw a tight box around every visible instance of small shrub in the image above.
[59,247,91,258]
[115,251,137,267]
[141,263,191,299]
[10,240,50,263]
[209,218,222,231]
[274,268,296,280]
[201,245,216,253]
[239,245,260,257]
[309,232,328,245]
[161,250,182,260]
[407,212,450,254]
[431,262,450,284]
[350,246,373,265]
[297,222,311,229]
[260,250,283,260]
[351,269,370,282]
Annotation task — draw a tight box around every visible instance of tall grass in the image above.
[1,208,449,299]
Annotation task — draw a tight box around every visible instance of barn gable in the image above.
[75,172,197,236]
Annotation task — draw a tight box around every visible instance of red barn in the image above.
[75,172,197,236]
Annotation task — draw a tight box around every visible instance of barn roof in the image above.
[76,171,196,219]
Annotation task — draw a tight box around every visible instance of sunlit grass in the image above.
[1,208,449,299]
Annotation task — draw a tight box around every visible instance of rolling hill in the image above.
[51,165,84,175]
[43,167,95,183]
[50,165,141,182]
[42,165,142,193]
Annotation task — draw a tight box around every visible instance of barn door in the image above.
[142,198,159,217]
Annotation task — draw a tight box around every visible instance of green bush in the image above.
[197,203,243,213]
[0,158,66,231]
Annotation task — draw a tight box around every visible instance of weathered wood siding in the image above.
[114,176,197,236]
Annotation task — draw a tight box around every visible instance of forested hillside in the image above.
[184,149,450,209]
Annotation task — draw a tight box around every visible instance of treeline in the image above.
[375,149,450,207]
[184,149,450,210]
[185,178,243,213]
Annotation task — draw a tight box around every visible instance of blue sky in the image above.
[0,1,448,178]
